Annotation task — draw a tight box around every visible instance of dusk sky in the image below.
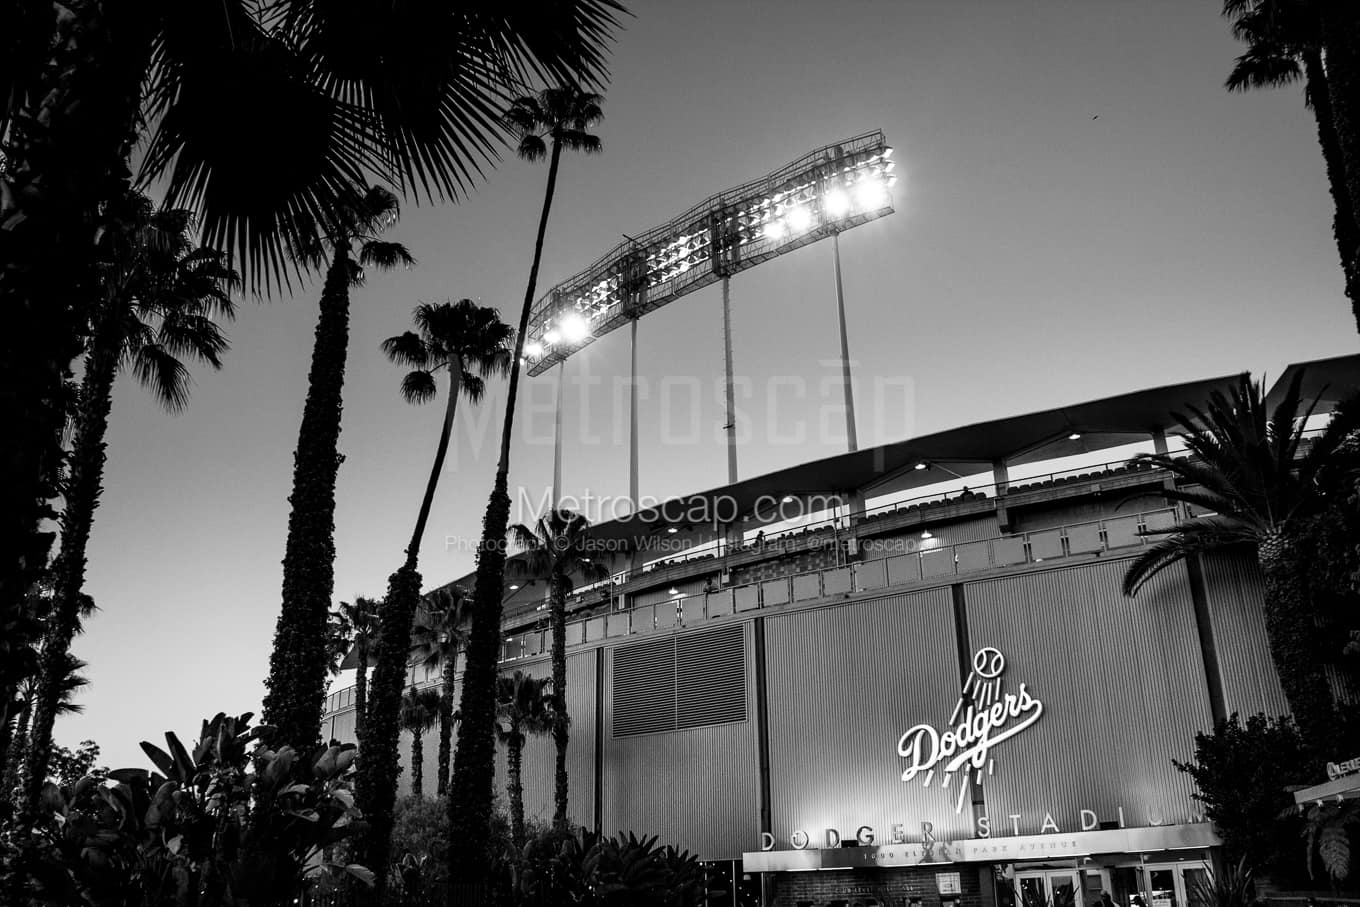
[67,0,1356,768]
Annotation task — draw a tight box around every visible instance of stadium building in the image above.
[324,353,1359,907]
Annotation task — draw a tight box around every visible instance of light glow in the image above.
[1068,432,1082,441]
[524,342,543,358]
[560,313,590,343]
[786,205,813,232]
[855,177,888,210]
[765,220,787,241]
[544,329,561,345]
[824,189,850,218]
[914,462,929,471]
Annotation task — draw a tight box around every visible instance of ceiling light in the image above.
[824,189,850,218]
[786,205,813,232]
[920,529,933,540]
[781,495,795,503]
[668,587,680,595]
[914,462,929,471]
[509,584,520,591]
[544,329,561,345]
[524,341,543,358]
[667,526,678,534]
[560,313,590,343]
[1068,432,1082,441]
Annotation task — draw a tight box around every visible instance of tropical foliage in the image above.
[1122,372,1360,746]
[0,712,368,906]
[263,186,414,760]
[516,828,720,907]
[336,596,382,743]
[496,671,554,848]
[510,508,608,829]
[357,299,512,883]
[449,85,605,882]
[410,586,472,796]
[399,686,443,801]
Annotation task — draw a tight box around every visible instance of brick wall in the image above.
[770,865,991,907]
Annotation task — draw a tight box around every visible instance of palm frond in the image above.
[400,370,438,405]
[1123,527,1247,596]
[381,330,430,368]
[130,344,194,413]
[358,240,415,270]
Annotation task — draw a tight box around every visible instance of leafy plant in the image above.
[1,711,370,906]
[1188,857,1257,907]
[516,828,722,907]
[1300,800,1360,883]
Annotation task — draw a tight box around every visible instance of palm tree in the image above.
[5,653,89,795]
[1314,4,1360,305]
[262,186,414,759]
[1222,0,1360,329]
[398,686,442,800]
[495,671,553,848]
[22,193,236,811]
[337,596,382,742]
[357,299,511,878]
[0,0,623,765]
[448,85,604,875]
[1122,371,1360,747]
[410,586,472,796]
[509,509,607,830]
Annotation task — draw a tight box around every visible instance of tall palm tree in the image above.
[1314,3,1360,305]
[1122,371,1360,747]
[398,685,442,800]
[410,585,472,796]
[262,186,414,759]
[1223,0,1360,329]
[495,671,553,848]
[22,192,236,811]
[358,299,512,879]
[448,85,604,876]
[337,596,382,742]
[0,0,623,761]
[509,508,607,830]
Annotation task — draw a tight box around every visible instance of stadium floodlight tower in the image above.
[523,130,896,503]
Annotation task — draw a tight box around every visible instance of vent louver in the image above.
[612,624,746,737]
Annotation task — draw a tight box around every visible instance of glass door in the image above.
[1139,862,1211,907]
[1016,870,1081,907]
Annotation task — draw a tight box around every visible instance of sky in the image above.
[64,0,1358,768]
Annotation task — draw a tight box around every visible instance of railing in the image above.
[496,506,1182,663]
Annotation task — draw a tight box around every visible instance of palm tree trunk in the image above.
[355,562,421,894]
[22,324,120,811]
[3,694,33,793]
[354,638,369,743]
[263,241,354,756]
[0,4,151,745]
[449,138,564,881]
[1318,4,1360,326]
[1304,49,1360,330]
[410,729,424,800]
[357,368,462,883]
[437,655,456,796]
[1259,532,1334,749]
[551,574,570,831]
[508,733,526,848]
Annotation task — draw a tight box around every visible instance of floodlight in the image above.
[854,177,888,210]
[786,205,813,232]
[524,342,543,358]
[560,313,590,343]
[765,220,787,241]
[824,189,850,218]
[544,329,561,345]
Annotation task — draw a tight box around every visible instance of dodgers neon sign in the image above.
[897,647,1043,813]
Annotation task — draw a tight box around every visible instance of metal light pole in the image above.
[629,316,640,510]
[721,275,738,485]
[832,231,858,453]
[552,360,565,507]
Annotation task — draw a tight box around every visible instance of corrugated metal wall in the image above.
[1198,551,1290,718]
[964,559,1211,834]
[492,651,598,830]
[602,621,759,860]
[764,588,976,843]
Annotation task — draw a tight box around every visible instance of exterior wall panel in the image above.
[764,589,974,845]
[964,559,1211,835]
[602,622,758,860]
[1199,551,1290,718]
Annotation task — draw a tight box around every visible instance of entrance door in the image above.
[1140,862,1211,907]
[1016,870,1081,907]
